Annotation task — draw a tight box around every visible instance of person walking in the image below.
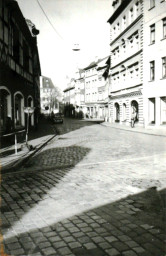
[131,106,137,128]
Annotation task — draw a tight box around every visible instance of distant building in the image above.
[74,69,86,117]
[63,78,76,117]
[143,0,166,127]
[107,0,143,126]
[40,76,60,115]
[84,57,109,119]
[0,0,41,134]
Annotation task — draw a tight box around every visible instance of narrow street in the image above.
[1,118,166,256]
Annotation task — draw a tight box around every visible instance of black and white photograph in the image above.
[0,0,166,255]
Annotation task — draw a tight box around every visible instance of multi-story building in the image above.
[84,57,109,118]
[63,78,76,117]
[74,69,86,117]
[0,0,41,134]
[143,0,166,127]
[108,0,143,126]
[40,76,59,115]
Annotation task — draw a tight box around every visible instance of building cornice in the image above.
[111,49,142,70]
[110,85,143,99]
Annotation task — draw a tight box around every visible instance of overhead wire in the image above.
[36,0,64,40]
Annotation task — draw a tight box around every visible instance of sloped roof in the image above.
[83,56,109,71]
[41,76,55,89]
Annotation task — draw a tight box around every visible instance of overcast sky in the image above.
[17,0,111,90]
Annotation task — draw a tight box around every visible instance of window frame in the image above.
[150,24,155,44]
[149,0,155,9]
[150,61,155,81]
[163,18,166,39]
[162,57,166,78]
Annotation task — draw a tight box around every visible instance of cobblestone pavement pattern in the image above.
[1,118,166,256]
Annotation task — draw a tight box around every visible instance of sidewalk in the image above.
[101,121,166,137]
[0,116,57,173]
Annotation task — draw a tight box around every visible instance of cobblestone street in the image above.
[1,119,166,256]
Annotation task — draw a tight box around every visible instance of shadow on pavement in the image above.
[1,146,91,239]
[2,182,166,255]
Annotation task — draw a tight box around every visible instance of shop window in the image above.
[150,24,155,44]
[148,98,155,124]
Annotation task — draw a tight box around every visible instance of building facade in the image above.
[108,0,143,126]
[74,69,86,117]
[143,0,166,127]
[0,0,41,134]
[84,57,109,119]
[40,76,59,115]
[63,78,76,117]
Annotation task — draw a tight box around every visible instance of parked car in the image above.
[52,113,63,124]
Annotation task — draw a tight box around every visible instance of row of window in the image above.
[150,57,166,81]
[85,68,96,77]
[112,63,139,85]
[112,1,140,40]
[150,18,166,44]
[0,1,33,73]
[86,79,97,89]
[112,31,139,62]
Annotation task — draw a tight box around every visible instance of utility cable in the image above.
[36,0,63,40]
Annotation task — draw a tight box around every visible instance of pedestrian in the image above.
[131,106,137,128]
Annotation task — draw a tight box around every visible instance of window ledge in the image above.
[148,6,155,11]
[161,37,166,41]
[149,42,155,46]
[148,80,155,82]
[160,77,166,80]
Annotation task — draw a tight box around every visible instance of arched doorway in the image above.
[27,96,34,126]
[0,88,12,133]
[115,102,120,122]
[131,100,139,121]
[14,92,25,128]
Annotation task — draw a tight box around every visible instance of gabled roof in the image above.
[83,56,108,71]
[63,86,75,93]
[41,76,55,89]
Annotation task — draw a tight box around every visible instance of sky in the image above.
[16,0,111,90]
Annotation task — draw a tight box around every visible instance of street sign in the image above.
[24,107,35,115]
